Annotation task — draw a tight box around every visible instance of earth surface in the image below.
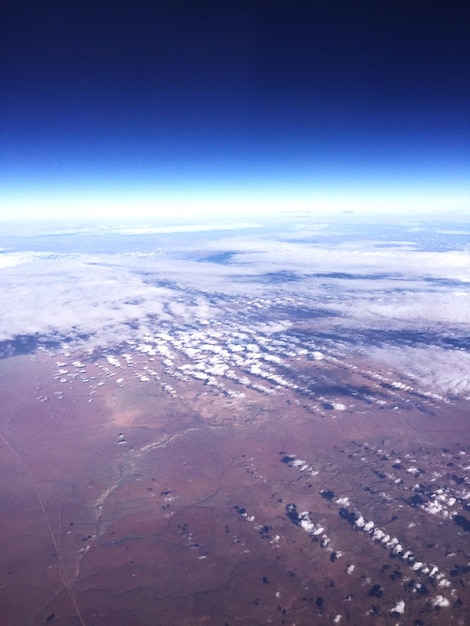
[0,214,469,625]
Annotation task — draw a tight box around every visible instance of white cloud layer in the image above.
[0,254,220,349]
[1,218,469,397]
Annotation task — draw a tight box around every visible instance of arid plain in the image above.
[1,218,469,625]
[0,319,469,625]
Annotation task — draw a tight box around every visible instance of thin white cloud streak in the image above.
[114,223,262,235]
[331,292,470,329]
[370,346,470,398]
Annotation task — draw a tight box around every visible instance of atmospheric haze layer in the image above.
[2,2,469,222]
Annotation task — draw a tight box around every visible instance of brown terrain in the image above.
[0,328,469,626]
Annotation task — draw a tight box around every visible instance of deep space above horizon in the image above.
[1,0,469,219]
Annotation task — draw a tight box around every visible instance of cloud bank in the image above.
[1,217,469,397]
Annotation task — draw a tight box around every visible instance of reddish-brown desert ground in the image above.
[0,338,468,626]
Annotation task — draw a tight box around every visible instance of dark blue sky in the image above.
[1,1,469,219]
